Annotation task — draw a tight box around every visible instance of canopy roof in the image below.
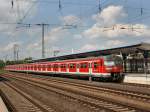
[33,42,150,63]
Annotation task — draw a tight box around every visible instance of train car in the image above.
[4,55,125,82]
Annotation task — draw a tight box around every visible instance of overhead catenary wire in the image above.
[15,0,97,6]
[18,1,38,23]
[2,0,150,54]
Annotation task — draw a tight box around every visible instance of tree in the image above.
[0,60,5,69]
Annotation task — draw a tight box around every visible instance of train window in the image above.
[80,63,87,68]
[81,64,83,68]
[48,65,51,68]
[104,61,115,66]
[69,63,75,68]
[64,64,66,68]
[54,64,58,68]
[84,63,87,68]
[60,64,65,68]
[94,62,98,68]
[43,65,46,68]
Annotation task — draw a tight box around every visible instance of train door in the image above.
[47,64,51,71]
[69,63,76,72]
[92,61,100,73]
[79,62,89,73]
[60,64,67,72]
[31,65,34,71]
[53,64,59,72]
[42,64,46,71]
[38,65,41,71]
[35,64,37,71]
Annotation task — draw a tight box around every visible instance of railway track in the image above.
[121,82,150,89]
[2,73,150,112]
[10,72,150,89]
[8,72,150,102]
[4,82,55,112]
[5,77,126,112]
[28,75,150,102]
[14,73,150,105]
[0,77,56,112]
[2,74,136,112]
[0,89,16,112]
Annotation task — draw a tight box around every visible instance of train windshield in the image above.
[104,61,115,66]
[104,55,123,66]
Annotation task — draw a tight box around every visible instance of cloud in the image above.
[82,5,150,39]
[25,26,71,58]
[61,15,81,26]
[92,5,126,25]
[73,34,83,39]
[83,23,150,39]
[45,27,70,42]
[79,40,125,53]
[105,40,125,48]
[0,41,22,52]
[0,0,37,35]
[80,44,99,52]
[27,42,40,50]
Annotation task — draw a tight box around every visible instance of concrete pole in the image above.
[42,23,45,58]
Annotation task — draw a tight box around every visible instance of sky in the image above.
[0,0,150,60]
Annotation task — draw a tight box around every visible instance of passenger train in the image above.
[5,55,125,82]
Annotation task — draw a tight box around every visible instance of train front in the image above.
[104,55,125,82]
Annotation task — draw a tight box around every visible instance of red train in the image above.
[5,55,125,82]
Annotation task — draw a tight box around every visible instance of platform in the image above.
[124,73,150,85]
[0,96,9,112]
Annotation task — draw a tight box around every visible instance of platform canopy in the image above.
[33,42,150,63]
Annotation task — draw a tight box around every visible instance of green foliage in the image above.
[0,57,33,70]
[1,57,33,67]
[0,70,7,74]
[0,60,5,69]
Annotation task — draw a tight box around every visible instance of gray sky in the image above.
[0,0,150,60]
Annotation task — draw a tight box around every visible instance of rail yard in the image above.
[0,72,150,112]
[0,0,150,112]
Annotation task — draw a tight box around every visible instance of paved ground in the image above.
[124,73,150,85]
[0,97,9,112]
